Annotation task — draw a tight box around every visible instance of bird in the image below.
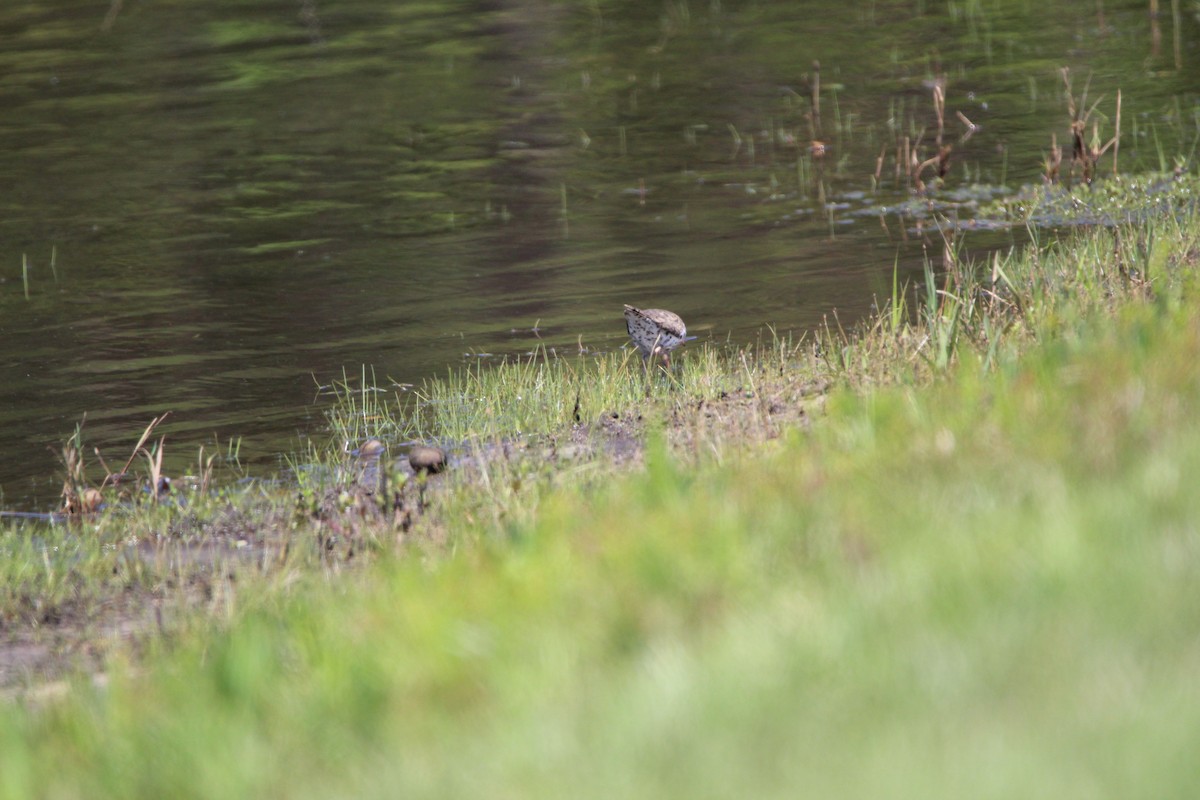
[623,304,691,370]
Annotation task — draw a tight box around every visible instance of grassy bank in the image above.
[3,194,1200,796]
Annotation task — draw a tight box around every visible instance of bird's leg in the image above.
[647,347,671,375]
[651,332,669,374]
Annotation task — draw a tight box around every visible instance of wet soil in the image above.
[0,375,829,699]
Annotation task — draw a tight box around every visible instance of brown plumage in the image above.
[623,305,689,370]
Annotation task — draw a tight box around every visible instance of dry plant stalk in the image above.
[197,445,216,495]
[59,429,89,514]
[58,413,173,514]
[106,412,171,488]
[909,76,954,192]
[956,111,980,142]
[1059,67,1120,184]
[1044,132,1063,184]
[142,436,166,503]
[810,59,822,141]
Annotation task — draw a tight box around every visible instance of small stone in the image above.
[356,439,386,458]
[81,488,104,512]
[354,439,386,493]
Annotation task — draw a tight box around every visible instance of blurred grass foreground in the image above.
[4,195,1200,798]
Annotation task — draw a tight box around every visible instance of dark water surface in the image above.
[1,0,1197,507]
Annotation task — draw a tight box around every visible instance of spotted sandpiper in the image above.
[623,305,690,370]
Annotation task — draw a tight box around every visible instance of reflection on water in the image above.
[0,0,1196,507]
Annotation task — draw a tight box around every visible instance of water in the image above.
[1,0,1197,508]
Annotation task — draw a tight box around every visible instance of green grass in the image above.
[3,206,1200,797]
[322,337,798,445]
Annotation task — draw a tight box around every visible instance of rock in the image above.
[408,445,447,475]
[82,488,104,512]
[355,439,386,458]
[354,439,386,492]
